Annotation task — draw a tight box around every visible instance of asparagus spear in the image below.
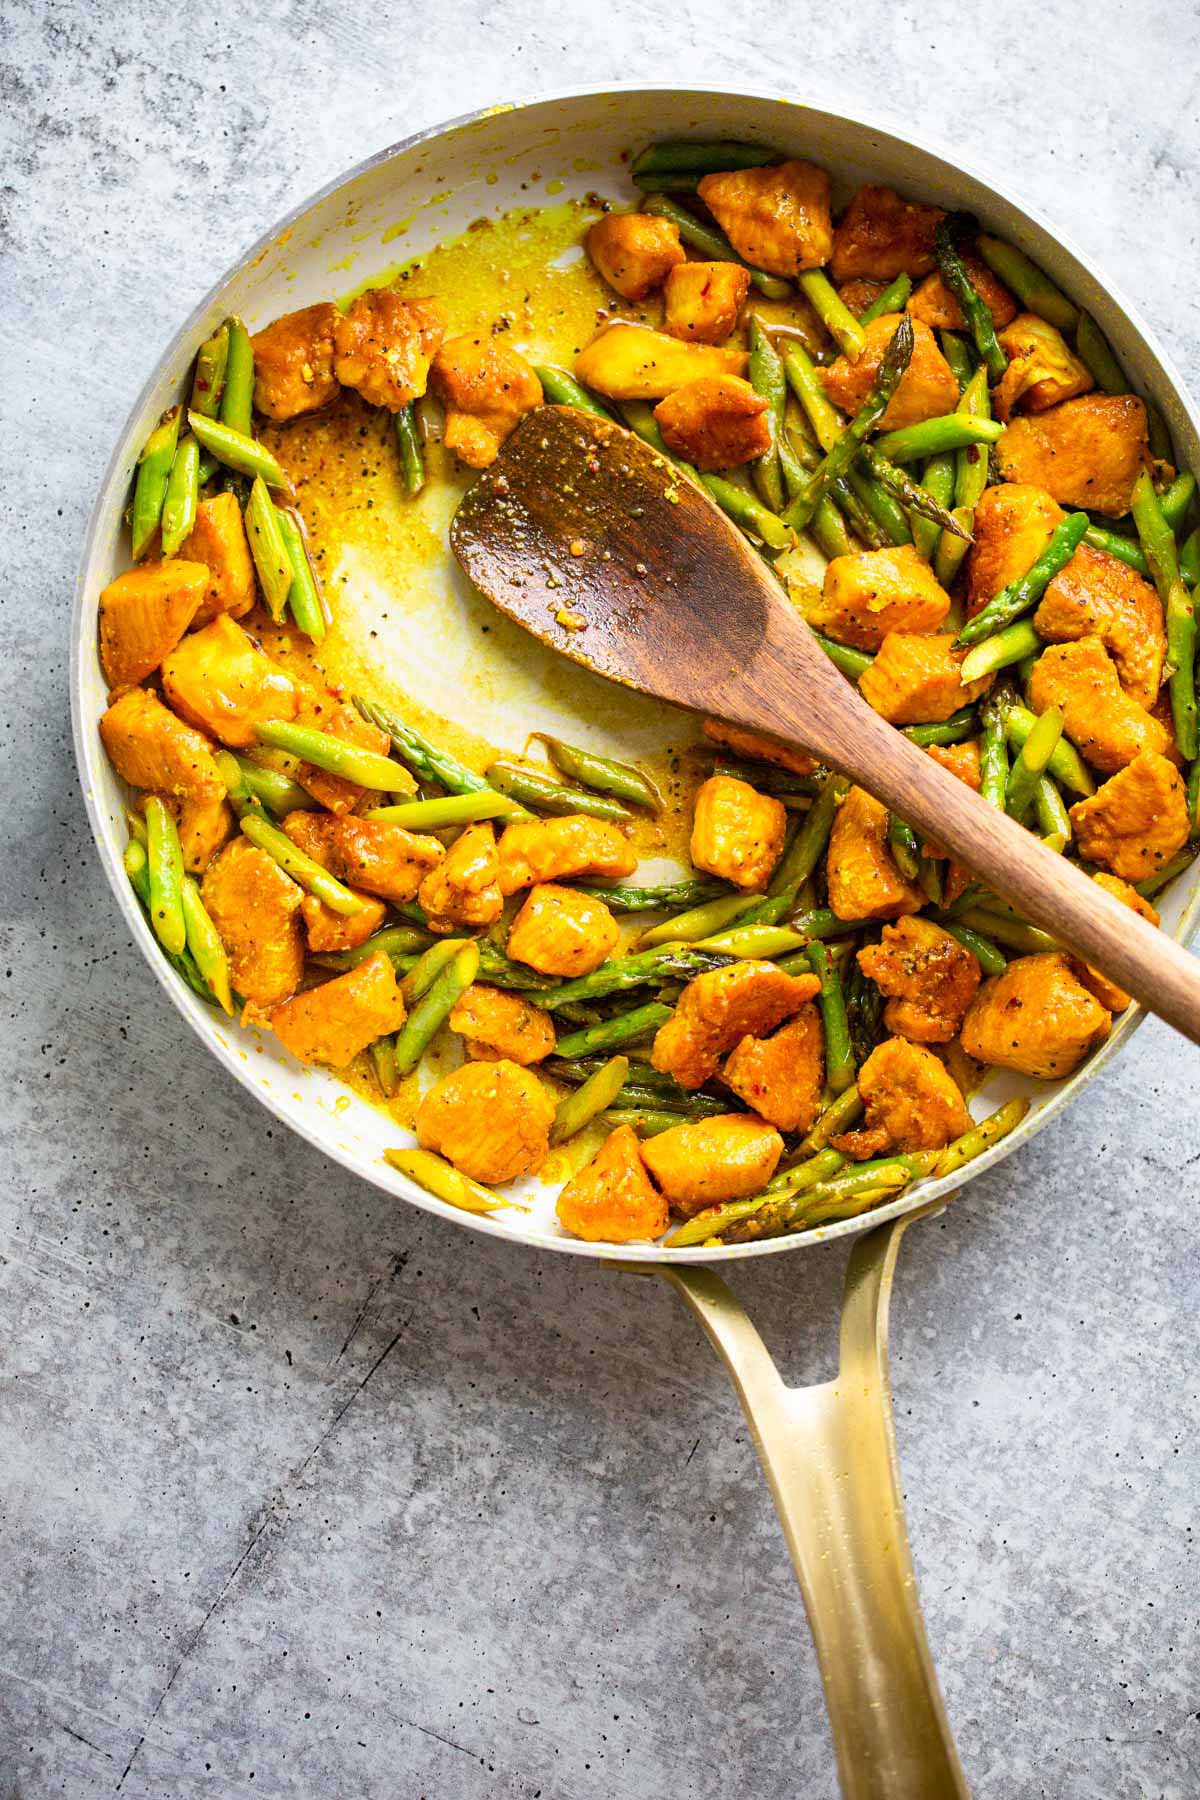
[957,513,1090,647]
[632,140,776,176]
[858,274,912,324]
[394,404,426,497]
[554,1001,673,1059]
[975,237,1077,332]
[784,317,914,530]
[353,697,490,794]
[239,815,367,916]
[393,942,479,1074]
[808,940,855,1093]
[144,795,186,955]
[190,324,229,419]
[796,269,867,361]
[218,316,255,436]
[160,434,200,558]
[871,414,1003,463]
[641,192,791,298]
[572,878,725,914]
[275,506,328,644]
[256,719,403,790]
[856,444,969,538]
[130,407,181,560]
[1131,471,1196,759]
[550,1056,630,1145]
[188,411,291,493]
[935,216,1007,379]
[534,364,617,420]
[530,735,661,811]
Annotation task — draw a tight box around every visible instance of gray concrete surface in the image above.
[3,4,1200,1795]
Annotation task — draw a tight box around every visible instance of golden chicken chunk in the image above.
[857,917,981,1045]
[584,211,686,300]
[415,1059,555,1184]
[99,559,207,691]
[272,950,408,1069]
[654,374,772,471]
[506,883,619,977]
[722,1005,824,1133]
[1028,640,1170,774]
[825,786,923,922]
[833,1037,972,1159]
[556,1125,669,1243]
[418,821,504,933]
[651,960,820,1090]
[829,185,943,283]
[448,984,556,1065]
[907,254,1017,332]
[662,261,751,344]
[960,952,1111,1078]
[690,774,787,891]
[99,686,225,800]
[284,810,442,903]
[641,1113,783,1215]
[996,394,1150,517]
[299,890,387,953]
[810,544,951,650]
[1068,752,1190,882]
[161,616,298,749]
[697,161,833,278]
[701,719,818,776]
[179,492,258,625]
[922,740,980,883]
[251,302,339,422]
[429,334,542,468]
[161,792,234,874]
[994,314,1094,421]
[332,290,445,411]
[496,814,637,895]
[1073,874,1160,1013]
[1033,543,1165,711]
[574,322,746,400]
[835,278,887,317]
[859,631,993,725]
[966,482,1065,614]
[821,315,958,431]
[201,837,304,1014]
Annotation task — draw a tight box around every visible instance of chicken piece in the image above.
[967,483,1065,614]
[836,279,886,318]
[654,374,771,471]
[662,261,751,344]
[690,774,786,891]
[99,686,225,800]
[821,314,959,432]
[651,960,820,1090]
[271,950,407,1069]
[283,810,442,903]
[201,837,304,1013]
[907,254,1017,332]
[810,544,951,650]
[1028,639,1170,774]
[300,890,387,953]
[722,1005,824,1133]
[641,1113,783,1215]
[556,1124,668,1243]
[857,917,981,1045]
[859,631,993,725]
[701,719,818,776]
[98,560,207,690]
[584,211,686,300]
[290,688,407,814]
[994,314,1094,422]
[697,161,832,278]
[1071,873,1161,1013]
[251,302,339,422]
[826,787,923,922]
[923,739,981,878]
[161,615,298,750]
[829,185,943,283]
[415,1059,555,1184]
[161,792,234,874]
[428,334,542,469]
[833,1037,972,1158]
[996,394,1150,517]
[448,984,556,1065]
[574,322,746,401]
[1033,543,1165,711]
[418,822,504,933]
[179,492,258,625]
[332,290,445,411]
[959,952,1111,1078]
[1068,752,1190,882]
[496,814,637,895]
[505,883,619,978]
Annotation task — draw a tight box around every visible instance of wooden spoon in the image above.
[451,406,1200,1045]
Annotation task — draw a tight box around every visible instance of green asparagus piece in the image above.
[911,452,955,563]
[239,814,367,916]
[474,942,559,992]
[534,364,617,421]
[366,792,523,829]
[532,734,662,811]
[400,938,464,1006]
[935,216,1007,379]
[939,920,1006,976]
[1074,312,1125,395]
[487,760,631,821]
[951,907,1057,955]
[1130,470,1196,758]
[858,274,912,324]
[214,749,315,818]
[353,697,490,794]
[1131,468,1180,596]
[242,477,293,621]
[554,1001,673,1059]
[313,925,432,972]
[640,192,791,297]
[887,812,921,880]
[722,1158,917,1242]
[632,140,776,176]
[144,795,187,956]
[1034,774,1072,849]
[218,316,255,436]
[371,1035,399,1097]
[124,840,215,1004]
[190,324,229,419]
[830,473,889,548]
[957,513,1089,647]
[696,924,808,957]
[1161,472,1197,535]
[779,340,843,451]
[1181,528,1200,590]
[1137,848,1197,896]
[534,946,728,1011]
[393,941,479,1075]
[960,618,1042,684]
[275,506,328,644]
[768,776,842,905]
[130,406,181,560]
[873,414,1003,463]
[765,1146,849,1195]
[936,367,991,588]
[188,410,291,493]
[901,711,978,747]
[394,403,426,497]
[1083,523,1150,577]
[931,1097,1029,1177]
[797,269,867,360]
[808,939,855,1094]
[639,893,759,948]
[1000,698,1094,794]
[938,330,976,391]
[550,1055,630,1145]
[1004,706,1064,821]
[810,630,872,679]
[784,317,914,530]
[843,465,912,546]
[602,1108,688,1138]
[256,719,402,790]
[159,433,200,558]
[700,473,793,549]
[180,876,234,1013]
[857,444,969,538]
[665,1196,780,1246]
[975,237,1078,332]
[747,317,787,512]
[572,878,725,913]
[384,1146,508,1215]
[799,1084,863,1152]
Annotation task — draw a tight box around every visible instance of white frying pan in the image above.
[70,87,1200,1799]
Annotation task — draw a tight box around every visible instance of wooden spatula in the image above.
[451,405,1200,1045]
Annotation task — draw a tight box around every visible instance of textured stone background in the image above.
[3,4,1199,1796]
